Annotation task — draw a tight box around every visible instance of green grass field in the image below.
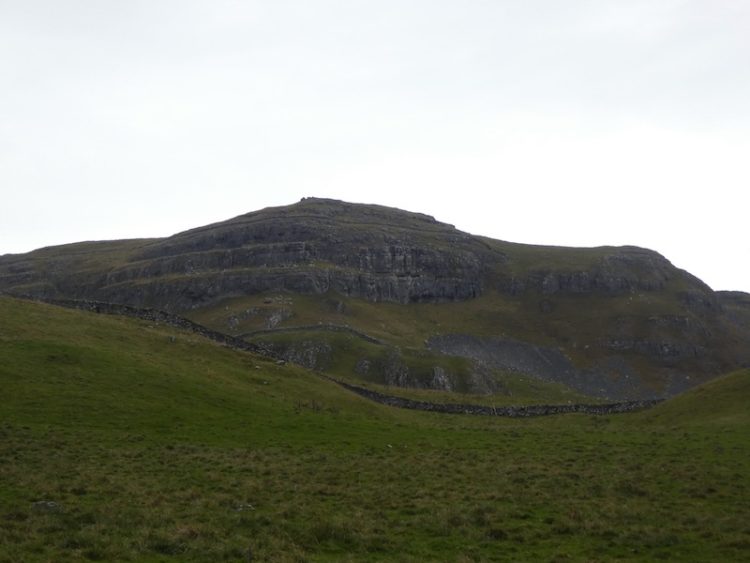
[1,296,748,561]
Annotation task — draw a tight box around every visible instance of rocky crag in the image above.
[0,198,494,308]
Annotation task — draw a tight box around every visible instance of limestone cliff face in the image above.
[8,198,493,308]
[495,245,709,298]
[0,198,715,310]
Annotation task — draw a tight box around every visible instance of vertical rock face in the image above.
[430,367,453,391]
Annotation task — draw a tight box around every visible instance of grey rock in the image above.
[32,500,61,513]
[429,366,453,391]
[355,358,371,376]
[426,333,676,400]
[265,308,292,329]
[382,350,411,387]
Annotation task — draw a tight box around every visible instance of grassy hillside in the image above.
[187,286,741,397]
[1,296,749,561]
[2,198,748,401]
[639,368,750,427]
[0,239,153,296]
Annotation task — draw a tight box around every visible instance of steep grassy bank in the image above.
[1,297,748,561]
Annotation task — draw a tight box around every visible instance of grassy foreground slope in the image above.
[640,368,750,427]
[1,297,749,562]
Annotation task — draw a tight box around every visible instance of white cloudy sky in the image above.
[1,1,748,292]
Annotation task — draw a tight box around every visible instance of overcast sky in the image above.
[1,1,748,292]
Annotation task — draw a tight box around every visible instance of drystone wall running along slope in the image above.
[38,298,274,357]
[29,296,663,417]
[238,324,385,345]
[327,377,663,417]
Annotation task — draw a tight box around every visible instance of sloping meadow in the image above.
[1,297,748,561]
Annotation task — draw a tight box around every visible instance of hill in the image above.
[1,197,749,400]
[1,295,749,561]
[639,368,750,426]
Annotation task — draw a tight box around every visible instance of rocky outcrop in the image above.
[427,334,577,383]
[26,296,661,417]
[718,291,750,332]
[429,366,453,392]
[426,334,679,400]
[107,198,495,306]
[0,199,723,310]
[599,337,704,361]
[497,246,702,297]
[94,248,485,307]
[252,330,470,392]
[0,199,496,307]
[262,339,334,370]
